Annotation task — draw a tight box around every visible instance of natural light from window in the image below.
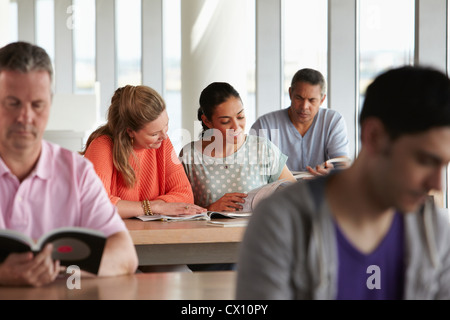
[116,0,142,87]
[359,0,414,104]
[283,0,328,109]
[73,0,96,94]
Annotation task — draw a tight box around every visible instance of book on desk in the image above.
[206,219,249,227]
[135,179,290,223]
[136,210,251,222]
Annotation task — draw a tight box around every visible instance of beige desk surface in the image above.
[124,219,247,266]
[0,271,237,300]
[124,218,247,245]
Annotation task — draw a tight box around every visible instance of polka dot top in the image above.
[180,135,288,208]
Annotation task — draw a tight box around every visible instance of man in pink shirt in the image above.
[0,41,138,287]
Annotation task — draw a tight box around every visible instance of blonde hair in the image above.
[81,85,166,187]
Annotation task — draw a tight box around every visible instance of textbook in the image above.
[241,179,293,213]
[0,227,106,274]
[207,219,249,227]
[136,211,251,222]
[207,211,252,219]
[136,180,292,222]
[136,212,210,222]
[292,157,351,180]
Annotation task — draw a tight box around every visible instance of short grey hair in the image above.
[0,41,53,83]
[291,68,327,97]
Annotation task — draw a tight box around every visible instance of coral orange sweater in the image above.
[84,135,194,205]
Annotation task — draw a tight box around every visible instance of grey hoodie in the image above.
[236,176,450,300]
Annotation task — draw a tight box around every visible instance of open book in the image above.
[136,211,251,222]
[240,179,293,213]
[136,180,292,222]
[207,211,252,219]
[136,212,209,222]
[0,227,106,274]
[292,157,351,180]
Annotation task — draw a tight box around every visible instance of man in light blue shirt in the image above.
[250,68,350,174]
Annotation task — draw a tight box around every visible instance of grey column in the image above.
[96,0,116,121]
[415,0,448,72]
[142,0,164,94]
[255,0,283,118]
[17,0,36,43]
[55,0,73,93]
[328,0,357,159]
[415,0,448,207]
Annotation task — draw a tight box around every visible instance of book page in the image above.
[136,212,209,222]
[292,171,314,180]
[208,211,252,219]
[326,157,351,169]
[242,179,291,212]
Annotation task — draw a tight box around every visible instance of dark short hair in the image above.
[291,68,327,97]
[197,82,241,132]
[0,41,53,82]
[360,65,450,140]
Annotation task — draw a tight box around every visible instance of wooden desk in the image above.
[0,271,236,300]
[125,219,247,266]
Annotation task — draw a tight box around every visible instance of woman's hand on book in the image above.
[207,193,248,212]
[153,201,207,216]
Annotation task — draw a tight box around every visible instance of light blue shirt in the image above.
[179,135,288,208]
[250,107,349,171]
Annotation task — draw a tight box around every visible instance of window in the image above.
[283,0,328,108]
[357,0,415,157]
[164,0,182,140]
[245,0,256,130]
[165,0,256,153]
[116,0,142,87]
[73,0,96,94]
[36,0,55,61]
[359,0,415,106]
[8,0,18,43]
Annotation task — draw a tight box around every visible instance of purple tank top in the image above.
[335,212,405,300]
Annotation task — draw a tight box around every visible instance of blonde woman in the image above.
[81,85,206,219]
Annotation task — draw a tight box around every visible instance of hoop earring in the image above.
[131,137,134,146]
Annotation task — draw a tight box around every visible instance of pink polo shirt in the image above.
[0,140,127,240]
